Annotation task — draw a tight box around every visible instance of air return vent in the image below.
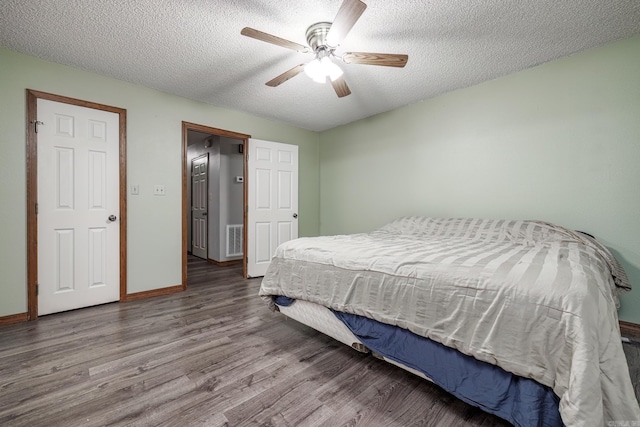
[226,224,243,257]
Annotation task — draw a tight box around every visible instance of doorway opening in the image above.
[182,122,250,282]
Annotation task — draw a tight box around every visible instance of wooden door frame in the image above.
[26,89,128,320]
[181,122,250,281]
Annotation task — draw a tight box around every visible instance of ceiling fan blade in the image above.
[266,64,307,87]
[342,52,408,67]
[331,76,351,98]
[326,0,367,47]
[241,27,309,53]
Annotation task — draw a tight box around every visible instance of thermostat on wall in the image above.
[235,176,244,183]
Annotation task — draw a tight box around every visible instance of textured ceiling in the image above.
[2,0,639,132]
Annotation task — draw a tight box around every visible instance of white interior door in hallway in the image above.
[191,154,208,259]
[37,99,120,315]
[247,139,298,278]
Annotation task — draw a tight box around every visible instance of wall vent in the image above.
[226,224,243,257]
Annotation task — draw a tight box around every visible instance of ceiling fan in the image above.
[241,0,408,98]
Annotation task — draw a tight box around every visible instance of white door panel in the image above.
[247,139,298,277]
[191,154,208,259]
[277,221,292,243]
[37,99,120,315]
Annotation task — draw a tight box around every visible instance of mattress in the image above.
[277,297,430,380]
[277,298,367,353]
[260,217,640,426]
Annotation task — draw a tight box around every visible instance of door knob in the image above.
[293,213,298,218]
[108,215,117,222]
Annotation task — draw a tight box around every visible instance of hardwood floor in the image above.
[0,256,636,426]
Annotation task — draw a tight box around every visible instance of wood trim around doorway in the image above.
[181,122,251,281]
[26,89,128,320]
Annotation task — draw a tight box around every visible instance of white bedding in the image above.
[259,217,640,426]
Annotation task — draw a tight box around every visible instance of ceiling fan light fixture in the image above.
[325,58,344,82]
[304,59,326,83]
[304,57,343,84]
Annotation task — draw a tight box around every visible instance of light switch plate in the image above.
[153,185,165,196]
[131,184,139,195]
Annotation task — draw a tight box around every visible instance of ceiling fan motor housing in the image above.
[306,22,333,52]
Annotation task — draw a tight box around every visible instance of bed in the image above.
[258,217,640,426]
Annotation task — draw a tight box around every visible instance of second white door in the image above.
[247,139,299,277]
[191,154,209,259]
[37,99,120,315]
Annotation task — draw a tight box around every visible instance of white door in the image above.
[37,99,120,315]
[191,154,208,259]
[247,139,298,277]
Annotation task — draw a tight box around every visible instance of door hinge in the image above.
[35,203,38,214]
[36,283,39,295]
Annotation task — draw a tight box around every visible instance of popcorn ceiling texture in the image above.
[1,0,639,131]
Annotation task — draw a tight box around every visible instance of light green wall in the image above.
[0,48,320,317]
[4,34,639,321]
[319,35,640,322]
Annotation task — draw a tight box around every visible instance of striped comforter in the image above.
[259,217,640,426]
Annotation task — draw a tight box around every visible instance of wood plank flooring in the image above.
[0,256,637,426]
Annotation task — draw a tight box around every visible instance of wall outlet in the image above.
[153,185,166,196]
[131,184,139,195]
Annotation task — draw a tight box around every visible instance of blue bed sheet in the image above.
[274,296,562,426]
